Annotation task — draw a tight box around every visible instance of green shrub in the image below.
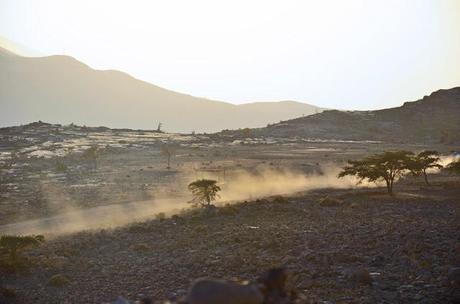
[0,235,44,272]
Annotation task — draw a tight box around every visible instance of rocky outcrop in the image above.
[249,87,460,143]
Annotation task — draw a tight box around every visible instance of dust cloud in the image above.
[438,154,460,167]
[0,196,189,237]
[0,163,375,237]
[217,165,374,202]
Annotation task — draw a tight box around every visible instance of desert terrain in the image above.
[2,2,460,303]
[0,122,459,303]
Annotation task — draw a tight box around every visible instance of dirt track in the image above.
[0,197,190,236]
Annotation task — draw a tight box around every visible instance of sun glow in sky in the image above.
[1,0,459,109]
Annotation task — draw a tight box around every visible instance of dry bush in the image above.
[319,196,344,207]
[272,196,289,204]
[131,243,150,252]
[193,224,208,234]
[219,203,239,216]
[0,235,44,273]
[55,160,68,172]
[48,274,71,287]
[155,212,166,221]
[0,286,16,298]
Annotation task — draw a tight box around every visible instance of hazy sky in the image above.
[1,0,459,109]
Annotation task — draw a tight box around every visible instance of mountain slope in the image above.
[249,87,460,143]
[0,49,322,133]
[0,46,18,57]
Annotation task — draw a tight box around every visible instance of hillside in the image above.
[247,87,460,143]
[0,49,322,133]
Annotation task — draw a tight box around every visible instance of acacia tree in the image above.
[406,150,443,185]
[446,159,460,175]
[338,151,413,195]
[188,179,221,208]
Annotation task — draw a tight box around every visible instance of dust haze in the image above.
[217,165,375,202]
[0,163,374,237]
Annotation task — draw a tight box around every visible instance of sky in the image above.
[1,0,459,110]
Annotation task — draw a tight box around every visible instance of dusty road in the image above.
[0,196,190,236]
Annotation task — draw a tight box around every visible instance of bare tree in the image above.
[161,144,176,169]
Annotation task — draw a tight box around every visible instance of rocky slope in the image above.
[247,87,460,144]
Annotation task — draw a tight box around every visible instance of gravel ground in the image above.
[2,177,460,304]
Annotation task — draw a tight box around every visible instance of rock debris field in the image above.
[2,179,460,304]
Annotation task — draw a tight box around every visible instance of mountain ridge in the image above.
[0,49,323,132]
[242,87,460,143]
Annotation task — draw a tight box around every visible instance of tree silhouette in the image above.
[338,151,413,195]
[406,150,443,185]
[188,179,221,208]
[446,159,460,175]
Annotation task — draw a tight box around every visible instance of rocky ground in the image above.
[1,122,460,303]
[1,175,459,303]
[2,122,453,227]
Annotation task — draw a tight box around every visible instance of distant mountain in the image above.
[0,36,41,57]
[0,46,18,57]
[245,87,460,144]
[0,48,323,133]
